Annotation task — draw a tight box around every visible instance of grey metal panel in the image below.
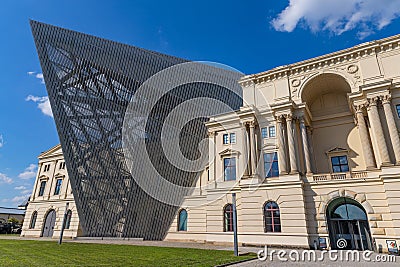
[30,20,242,240]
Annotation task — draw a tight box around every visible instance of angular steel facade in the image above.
[30,21,243,240]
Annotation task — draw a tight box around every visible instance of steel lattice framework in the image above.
[30,20,242,240]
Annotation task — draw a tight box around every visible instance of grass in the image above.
[0,239,255,267]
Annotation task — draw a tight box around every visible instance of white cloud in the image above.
[0,173,13,184]
[21,189,32,195]
[28,71,45,84]
[18,164,37,180]
[25,95,53,117]
[0,134,3,148]
[9,194,30,204]
[271,0,400,38]
[14,186,27,190]
[36,73,45,84]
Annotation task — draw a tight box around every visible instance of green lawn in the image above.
[0,239,254,267]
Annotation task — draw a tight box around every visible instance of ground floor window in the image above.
[65,210,72,229]
[224,204,234,232]
[263,201,281,232]
[29,211,37,229]
[178,209,187,231]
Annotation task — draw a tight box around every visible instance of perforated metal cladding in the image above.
[30,20,243,240]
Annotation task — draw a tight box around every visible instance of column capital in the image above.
[380,94,392,105]
[367,97,379,108]
[248,120,257,128]
[354,103,367,113]
[275,115,285,123]
[284,113,293,121]
[207,131,217,137]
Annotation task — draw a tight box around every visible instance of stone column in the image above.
[249,121,257,176]
[306,127,315,173]
[285,114,298,174]
[276,115,288,175]
[241,123,250,176]
[367,97,391,166]
[300,117,312,174]
[355,104,376,169]
[381,94,400,164]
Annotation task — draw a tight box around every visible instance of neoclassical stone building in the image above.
[21,145,81,238]
[166,34,400,252]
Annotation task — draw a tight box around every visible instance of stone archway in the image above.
[316,189,383,244]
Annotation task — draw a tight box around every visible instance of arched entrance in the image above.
[327,197,372,250]
[42,209,56,237]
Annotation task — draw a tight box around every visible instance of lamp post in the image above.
[58,202,69,245]
[232,193,239,256]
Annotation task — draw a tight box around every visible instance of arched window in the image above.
[65,210,72,229]
[224,204,234,232]
[264,201,281,233]
[178,209,187,231]
[29,211,37,229]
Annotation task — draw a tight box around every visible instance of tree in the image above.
[7,217,19,224]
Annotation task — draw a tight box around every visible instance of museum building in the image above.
[166,34,400,252]
[24,21,400,252]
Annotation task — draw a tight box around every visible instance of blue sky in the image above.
[1,0,400,208]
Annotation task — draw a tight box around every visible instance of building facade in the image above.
[166,34,400,252]
[21,145,81,238]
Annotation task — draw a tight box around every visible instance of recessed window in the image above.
[59,162,66,170]
[43,164,50,172]
[264,201,281,233]
[223,158,236,181]
[264,152,279,178]
[178,209,187,231]
[29,211,37,229]
[224,204,234,232]
[331,156,349,173]
[396,104,400,118]
[269,126,276,138]
[65,210,72,229]
[262,126,276,139]
[54,179,62,195]
[229,133,236,144]
[261,128,268,139]
[223,134,229,144]
[38,181,46,196]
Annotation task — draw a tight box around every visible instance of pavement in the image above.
[1,235,399,266]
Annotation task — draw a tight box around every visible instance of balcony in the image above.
[311,171,368,182]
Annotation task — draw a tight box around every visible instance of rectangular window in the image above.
[223,158,236,181]
[229,133,236,144]
[396,104,400,118]
[43,164,50,172]
[331,156,349,173]
[223,134,229,144]
[261,128,268,139]
[59,162,65,170]
[54,179,62,195]
[264,152,279,178]
[269,126,276,138]
[38,181,46,196]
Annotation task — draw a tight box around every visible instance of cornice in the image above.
[239,33,400,87]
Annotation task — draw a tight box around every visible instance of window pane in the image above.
[341,164,349,172]
[339,156,348,164]
[261,128,268,139]
[274,225,281,232]
[230,133,236,143]
[331,157,339,165]
[223,134,229,144]
[397,105,400,118]
[266,224,273,232]
[264,153,273,163]
[333,166,341,173]
[269,126,276,137]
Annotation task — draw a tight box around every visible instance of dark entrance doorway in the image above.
[327,197,373,251]
[42,209,56,237]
